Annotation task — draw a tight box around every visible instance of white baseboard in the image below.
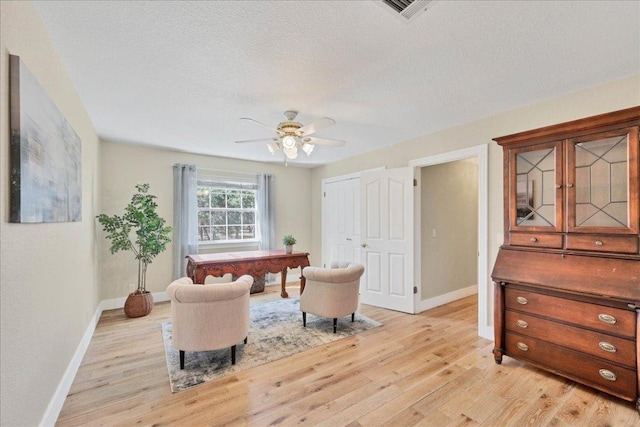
[416,285,478,313]
[40,300,102,426]
[40,290,169,426]
[479,325,493,341]
[99,290,169,311]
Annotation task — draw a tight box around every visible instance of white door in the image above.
[360,167,415,313]
[323,178,361,266]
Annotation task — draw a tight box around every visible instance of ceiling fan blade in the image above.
[234,137,278,144]
[240,117,283,134]
[302,136,346,147]
[297,117,335,136]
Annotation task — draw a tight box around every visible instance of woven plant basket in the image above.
[124,291,154,318]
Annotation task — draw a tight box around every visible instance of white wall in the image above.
[311,74,640,332]
[99,141,312,299]
[0,2,101,426]
[421,159,478,299]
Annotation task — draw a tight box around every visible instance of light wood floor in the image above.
[56,284,639,426]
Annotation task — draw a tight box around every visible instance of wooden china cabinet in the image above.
[491,106,640,411]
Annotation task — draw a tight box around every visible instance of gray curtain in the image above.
[257,174,276,282]
[173,164,198,279]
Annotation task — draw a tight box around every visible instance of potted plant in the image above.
[282,234,297,254]
[97,183,172,318]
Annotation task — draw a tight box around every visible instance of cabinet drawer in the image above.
[566,234,638,254]
[505,310,636,367]
[505,332,637,400]
[505,288,636,338]
[509,232,563,249]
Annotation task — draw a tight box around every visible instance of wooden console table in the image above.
[186,250,310,298]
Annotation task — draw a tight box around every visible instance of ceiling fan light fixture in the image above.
[302,142,314,156]
[282,135,296,149]
[237,111,344,163]
[284,145,298,159]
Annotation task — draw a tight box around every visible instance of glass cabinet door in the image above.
[510,142,563,231]
[567,127,639,234]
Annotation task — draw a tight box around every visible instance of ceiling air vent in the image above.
[379,0,435,23]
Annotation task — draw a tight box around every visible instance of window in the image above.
[197,179,258,243]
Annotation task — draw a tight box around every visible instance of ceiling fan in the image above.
[235,110,345,162]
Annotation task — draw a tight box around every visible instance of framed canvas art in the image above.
[9,54,82,223]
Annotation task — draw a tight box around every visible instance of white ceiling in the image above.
[32,1,639,168]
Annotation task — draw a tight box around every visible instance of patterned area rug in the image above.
[161,298,382,392]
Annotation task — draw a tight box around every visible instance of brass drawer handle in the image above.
[516,296,528,305]
[599,369,617,382]
[516,320,528,329]
[530,237,538,243]
[598,342,617,353]
[598,313,617,324]
[595,240,604,246]
[517,342,529,351]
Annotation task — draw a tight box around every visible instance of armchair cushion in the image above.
[168,277,252,303]
[302,262,364,284]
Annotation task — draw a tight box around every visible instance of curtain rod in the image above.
[196,167,256,176]
[173,164,272,179]
[174,165,256,177]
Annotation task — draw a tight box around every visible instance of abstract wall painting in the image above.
[9,54,82,223]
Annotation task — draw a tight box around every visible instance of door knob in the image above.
[361,243,368,248]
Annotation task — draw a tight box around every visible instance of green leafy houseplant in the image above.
[97,183,172,295]
[282,234,297,246]
[282,235,296,254]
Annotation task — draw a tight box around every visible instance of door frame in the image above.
[409,144,490,339]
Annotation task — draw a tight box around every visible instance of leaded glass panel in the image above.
[515,147,556,226]
[574,135,628,228]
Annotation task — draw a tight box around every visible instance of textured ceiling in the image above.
[32,1,640,167]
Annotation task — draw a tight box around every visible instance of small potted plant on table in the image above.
[97,183,172,318]
[282,234,297,254]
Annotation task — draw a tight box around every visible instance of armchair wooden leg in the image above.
[231,345,236,365]
[333,318,337,333]
[244,336,248,344]
[179,350,185,370]
[303,312,306,327]
[352,313,355,322]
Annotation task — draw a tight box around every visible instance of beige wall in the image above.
[311,74,640,328]
[421,159,478,299]
[99,141,312,299]
[0,2,101,425]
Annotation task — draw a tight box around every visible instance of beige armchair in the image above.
[166,275,253,369]
[300,262,365,333]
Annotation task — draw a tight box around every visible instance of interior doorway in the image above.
[418,159,479,311]
[410,145,489,339]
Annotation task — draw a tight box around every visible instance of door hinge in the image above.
[413,286,418,294]
[323,192,326,197]
[413,179,417,187]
